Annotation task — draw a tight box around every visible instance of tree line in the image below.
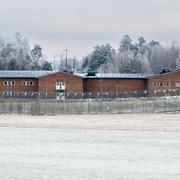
[0,32,52,70]
[81,35,180,74]
[1,33,180,73]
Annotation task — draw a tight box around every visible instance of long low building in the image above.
[0,70,179,97]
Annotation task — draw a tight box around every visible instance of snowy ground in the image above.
[0,114,180,180]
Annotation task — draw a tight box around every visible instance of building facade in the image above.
[147,70,180,96]
[0,70,179,97]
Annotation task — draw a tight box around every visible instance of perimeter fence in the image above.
[1,90,180,99]
[0,95,179,115]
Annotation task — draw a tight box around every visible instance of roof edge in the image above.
[147,69,180,79]
[38,70,84,79]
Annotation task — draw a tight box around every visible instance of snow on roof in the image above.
[0,71,154,79]
[0,71,56,78]
[75,73,154,79]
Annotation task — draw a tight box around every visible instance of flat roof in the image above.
[0,71,155,79]
[0,71,57,78]
[75,73,154,79]
[148,69,180,79]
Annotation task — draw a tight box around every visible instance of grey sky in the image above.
[0,0,180,59]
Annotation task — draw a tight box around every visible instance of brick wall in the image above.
[147,71,180,94]
[0,78,38,94]
[84,78,146,93]
[38,72,84,93]
[0,71,179,96]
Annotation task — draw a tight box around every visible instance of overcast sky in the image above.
[0,0,180,59]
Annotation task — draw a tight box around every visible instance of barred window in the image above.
[3,81,9,86]
[10,81,16,86]
[29,81,34,86]
[165,82,170,87]
[159,82,171,87]
[10,91,16,96]
[153,81,157,87]
[22,81,28,86]
[3,91,9,96]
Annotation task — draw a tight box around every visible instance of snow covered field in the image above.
[0,114,180,180]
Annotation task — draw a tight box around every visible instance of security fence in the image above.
[1,90,180,99]
[0,95,179,115]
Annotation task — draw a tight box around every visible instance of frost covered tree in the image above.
[31,44,43,70]
[31,44,42,61]
[14,34,32,70]
[0,33,53,70]
[0,33,32,70]
[119,34,132,53]
[168,44,180,70]
[82,56,90,70]
[31,44,52,70]
[147,41,177,73]
[116,35,151,73]
[80,35,180,73]
[82,44,115,71]
[41,60,52,70]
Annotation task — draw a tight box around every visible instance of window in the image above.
[10,91,16,96]
[56,81,66,90]
[176,83,180,88]
[10,81,16,86]
[3,81,9,86]
[29,81,34,86]
[3,91,9,96]
[159,82,171,87]
[165,82,170,87]
[153,81,157,87]
[159,82,163,87]
[22,81,34,86]
[22,81,28,86]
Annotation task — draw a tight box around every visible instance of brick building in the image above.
[38,71,84,93]
[0,70,179,97]
[147,70,180,95]
[83,73,149,93]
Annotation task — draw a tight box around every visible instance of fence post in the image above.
[142,95,146,113]
[88,98,90,113]
[2,98,4,114]
[176,95,178,112]
[131,98,134,113]
[35,94,41,115]
[164,97,167,112]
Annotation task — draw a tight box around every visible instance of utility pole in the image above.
[73,56,76,71]
[60,54,64,70]
[54,54,61,71]
[63,49,70,68]
[54,55,58,70]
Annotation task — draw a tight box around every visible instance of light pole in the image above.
[54,54,62,71]
[60,54,64,70]
[63,49,70,68]
[115,85,118,98]
[54,55,57,70]
[73,56,76,71]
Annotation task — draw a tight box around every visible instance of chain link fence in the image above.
[0,95,179,115]
[1,90,180,99]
